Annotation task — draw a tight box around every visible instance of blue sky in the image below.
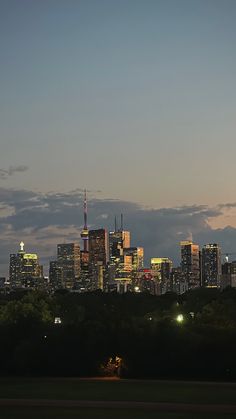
[0,1,236,275]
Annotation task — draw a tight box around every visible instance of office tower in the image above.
[201,243,221,288]
[151,257,173,294]
[170,267,188,295]
[108,229,130,289]
[123,247,144,271]
[113,247,144,293]
[89,229,108,266]
[109,230,130,263]
[180,240,200,289]
[138,269,159,295]
[9,254,23,288]
[151,257,173,279]
[49,260,63,289]
[109,214,130,264]
[9,242,43,288]
[89,229,108,289]
[57,243,80,289]
[221,260,236,289]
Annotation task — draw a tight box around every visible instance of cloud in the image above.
[0,186,236,277]
[0,166,29,180]
[219,202,236,209]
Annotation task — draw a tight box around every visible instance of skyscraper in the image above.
[49,260,63,290]
[57,243,80,289]
[180,240,200,289]
[108,218,131,291]
[221,260,236,289]
[89,229,108,266]
[109,230,130,264]
[151,257,173,294]
[124,247,144,271]
[201,243,221,288]
[89,229,108,290]
[9,242,43,288]
[9,253,23,288]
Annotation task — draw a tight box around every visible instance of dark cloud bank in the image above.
[0,187,236,277]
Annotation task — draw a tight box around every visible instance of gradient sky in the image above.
[1,0,236,206]
[1,0,236,275]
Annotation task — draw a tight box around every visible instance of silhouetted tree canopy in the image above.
[0,289,236,380]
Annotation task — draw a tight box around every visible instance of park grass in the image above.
[1,378,236,419]
[0,408,235,419]
[0,377,236,405]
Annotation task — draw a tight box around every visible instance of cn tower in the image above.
[81,189,89,252]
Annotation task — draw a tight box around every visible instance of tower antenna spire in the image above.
[114,216,117,232]
[81,189,89,252]
[84,189,88,229]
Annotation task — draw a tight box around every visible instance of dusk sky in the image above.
[1,0,236,276]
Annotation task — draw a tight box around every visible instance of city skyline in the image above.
[4,204,234,277]
[7,225,229,294]
[1,188,236,277]
[1,1,236,275]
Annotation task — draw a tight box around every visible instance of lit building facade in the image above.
[49,260,63,289]
[89,229,108,266]
[108,229,131,291]
[109,230,130,263]
[201,243,221,288]
[124,247,144,271]
[57,243,80,289]
[221,260,236,289]
[170,267,188,295]
[151,257,173,294]
[180,241,200,289]
[89,229,108,290]
[9,242,43,288]
[138,269,159,295]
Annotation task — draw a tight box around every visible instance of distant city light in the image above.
[54,317,62,324]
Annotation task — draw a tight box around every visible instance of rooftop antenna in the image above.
[114,215,117,232]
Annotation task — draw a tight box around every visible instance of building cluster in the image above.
[6,193,236,294]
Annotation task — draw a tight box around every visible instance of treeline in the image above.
[1,288,236,380]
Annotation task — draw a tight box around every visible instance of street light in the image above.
[176,314,184,323]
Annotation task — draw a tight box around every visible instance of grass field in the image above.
[0,377,236,404]
[0,378,236,419]
[0,408,235,419]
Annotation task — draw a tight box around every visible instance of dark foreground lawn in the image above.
[0,377,236,404]
[0,408,235,419]
[0,378,236,418]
